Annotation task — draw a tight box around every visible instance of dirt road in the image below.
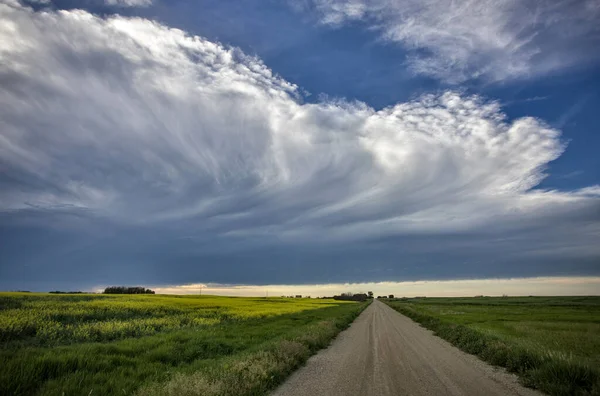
[272,300,540,396]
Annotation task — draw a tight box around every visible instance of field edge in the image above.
[136,300,370,396]
[383,301,599,396]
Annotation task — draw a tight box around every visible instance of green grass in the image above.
[0,292,367,395]
[384,296,600,396]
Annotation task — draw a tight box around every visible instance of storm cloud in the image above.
[0,1,599,290]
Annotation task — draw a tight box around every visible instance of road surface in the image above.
[272,300,540,396]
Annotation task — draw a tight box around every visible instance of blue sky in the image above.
[1,0,599,293]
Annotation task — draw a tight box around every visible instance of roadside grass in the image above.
[137,319,343,396]
[384,297,600,396]
[0,292,367,395]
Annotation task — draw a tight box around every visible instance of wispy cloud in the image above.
[104,0,152,7]
[305,0,600,83]
[1,0,597,236]
[558,170,584,180]
[555,94,593,128]
[1,1,599,287]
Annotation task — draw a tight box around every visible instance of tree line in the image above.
[49,291,84,294]
[332,292,372,302]
[103,286,155,294]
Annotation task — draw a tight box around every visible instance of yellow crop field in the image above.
[0,292,367,395]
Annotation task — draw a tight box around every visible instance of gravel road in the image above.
[272,300,541,396]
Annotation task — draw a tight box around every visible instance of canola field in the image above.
[0,292,366,396]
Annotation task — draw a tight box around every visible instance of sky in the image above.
[0,0,599,295]
[149,277,600,298]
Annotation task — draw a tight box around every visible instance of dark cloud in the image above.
[0,1,599,290]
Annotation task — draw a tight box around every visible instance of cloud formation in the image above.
[306,0,600,83]
[0,1,599,287]
[104,0,152,7]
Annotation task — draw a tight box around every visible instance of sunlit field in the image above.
[0,292,367,395]
[385,296,600,396]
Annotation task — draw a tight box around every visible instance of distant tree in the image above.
[103,286,155,294]
[49,291,83,294]
[367,291,373,298]
[388,294,394,299]
[333,293,368,302]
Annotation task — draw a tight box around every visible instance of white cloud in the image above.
[0,0,598,250]
[104,0,152,7]
[308,0,600,83]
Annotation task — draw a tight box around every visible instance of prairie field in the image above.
[385,296,600,395]
[0,292,366,396]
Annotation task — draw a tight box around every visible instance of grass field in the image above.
[384,296,600,396]
[0,292,367,395]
